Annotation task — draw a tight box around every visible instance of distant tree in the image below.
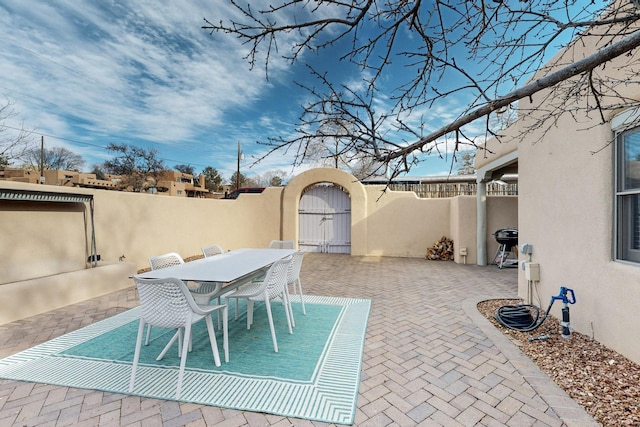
[0,98,35,166]
[175,164,195,175]
[90,164,106,180]
[24,146,85,171]
[257,169,289,187]
[202,166,223,191]
[103,143,164,192]
[231,171,260,189]
[244,176,260,188]
[230,171,246,190]
[456,152,476,176]
[269,175,283,187]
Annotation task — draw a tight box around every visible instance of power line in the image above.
[0,35,131,99]
[0,84,96,122]
[0,123,212,169]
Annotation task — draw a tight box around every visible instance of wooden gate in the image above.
[298,184,351,253]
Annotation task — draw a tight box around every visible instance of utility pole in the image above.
[236,141,242,190]
[39,136,44,184]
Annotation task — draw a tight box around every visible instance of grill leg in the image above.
[493,244,506,267]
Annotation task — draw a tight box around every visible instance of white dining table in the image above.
[135,248,296,288]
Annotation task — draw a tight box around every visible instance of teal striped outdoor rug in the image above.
[0,295,370,425]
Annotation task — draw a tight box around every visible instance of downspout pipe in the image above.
[476,178,488,266]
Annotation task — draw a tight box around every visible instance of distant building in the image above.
[155,171,209,198]
[0,167,210,197]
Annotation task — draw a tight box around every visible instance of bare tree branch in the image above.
[204,1,640,177]
[0,98,36,166]
[392,28,640,162]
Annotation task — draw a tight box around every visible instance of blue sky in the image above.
[0,1,584,182]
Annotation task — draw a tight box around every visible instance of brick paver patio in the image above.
[0,254,598,426]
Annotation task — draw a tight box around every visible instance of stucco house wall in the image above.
[475,21,640,365]
[518,105,640,365]
[518,109,640,353]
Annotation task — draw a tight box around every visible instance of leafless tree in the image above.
[308,113,386,179]
[103,143,165,192]
[256,169,290,186]
[24,146,85,171]
[204,0,640,177]
[0,99,35,166]
[230,171,260,189]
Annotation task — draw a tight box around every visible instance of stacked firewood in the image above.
[426,236,454,261]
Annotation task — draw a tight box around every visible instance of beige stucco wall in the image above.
[474,22,640,365]
[0,262,136,324]
[90,185,284,266]
[2,198,88,283]
[281,168,509,260]
[518,106,640,365]
[486,196,518,261]
[1,169,516,325]
[364,187,450,257]
[2,170,513,276]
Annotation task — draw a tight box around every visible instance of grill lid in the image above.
[494,228,518,246]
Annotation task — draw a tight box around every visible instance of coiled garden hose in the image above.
[495,303,552,332]
[495,287,576,334]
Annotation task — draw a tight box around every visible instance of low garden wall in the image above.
[0,173,517,324]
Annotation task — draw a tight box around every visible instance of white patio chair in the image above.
[268,239,295,249]
[146,252,185,347]
[149,252,184,270]
[129,276,228,399]
[225,257,293,352]
[201,244,224,257]
[199,244,228,324]
[148,252,223,347]
[286,251,306,326]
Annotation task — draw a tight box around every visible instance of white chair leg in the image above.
[156,329,181,361]
[264,297,278,352]
[129,319,146,392]
[283,287,295,329]
[204,314,221,367]
[176,322,191,400]
[209,283,222,329]
[221,305,229,363]
[145,324,152,345]
[297,278,306,315]
[246,300,254,329]
[282,291,293,335]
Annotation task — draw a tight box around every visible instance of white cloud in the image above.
[0,0,467,179]
[0,1,278,150]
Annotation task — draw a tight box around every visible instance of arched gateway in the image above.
[281,168,368,256]
[298,183,351,253]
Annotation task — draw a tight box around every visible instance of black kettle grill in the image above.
[493,228,518,268]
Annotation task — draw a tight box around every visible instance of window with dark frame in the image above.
[616,128,640,263]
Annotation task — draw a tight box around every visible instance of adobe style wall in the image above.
[0,171,516,324]
[474,26,640,366]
